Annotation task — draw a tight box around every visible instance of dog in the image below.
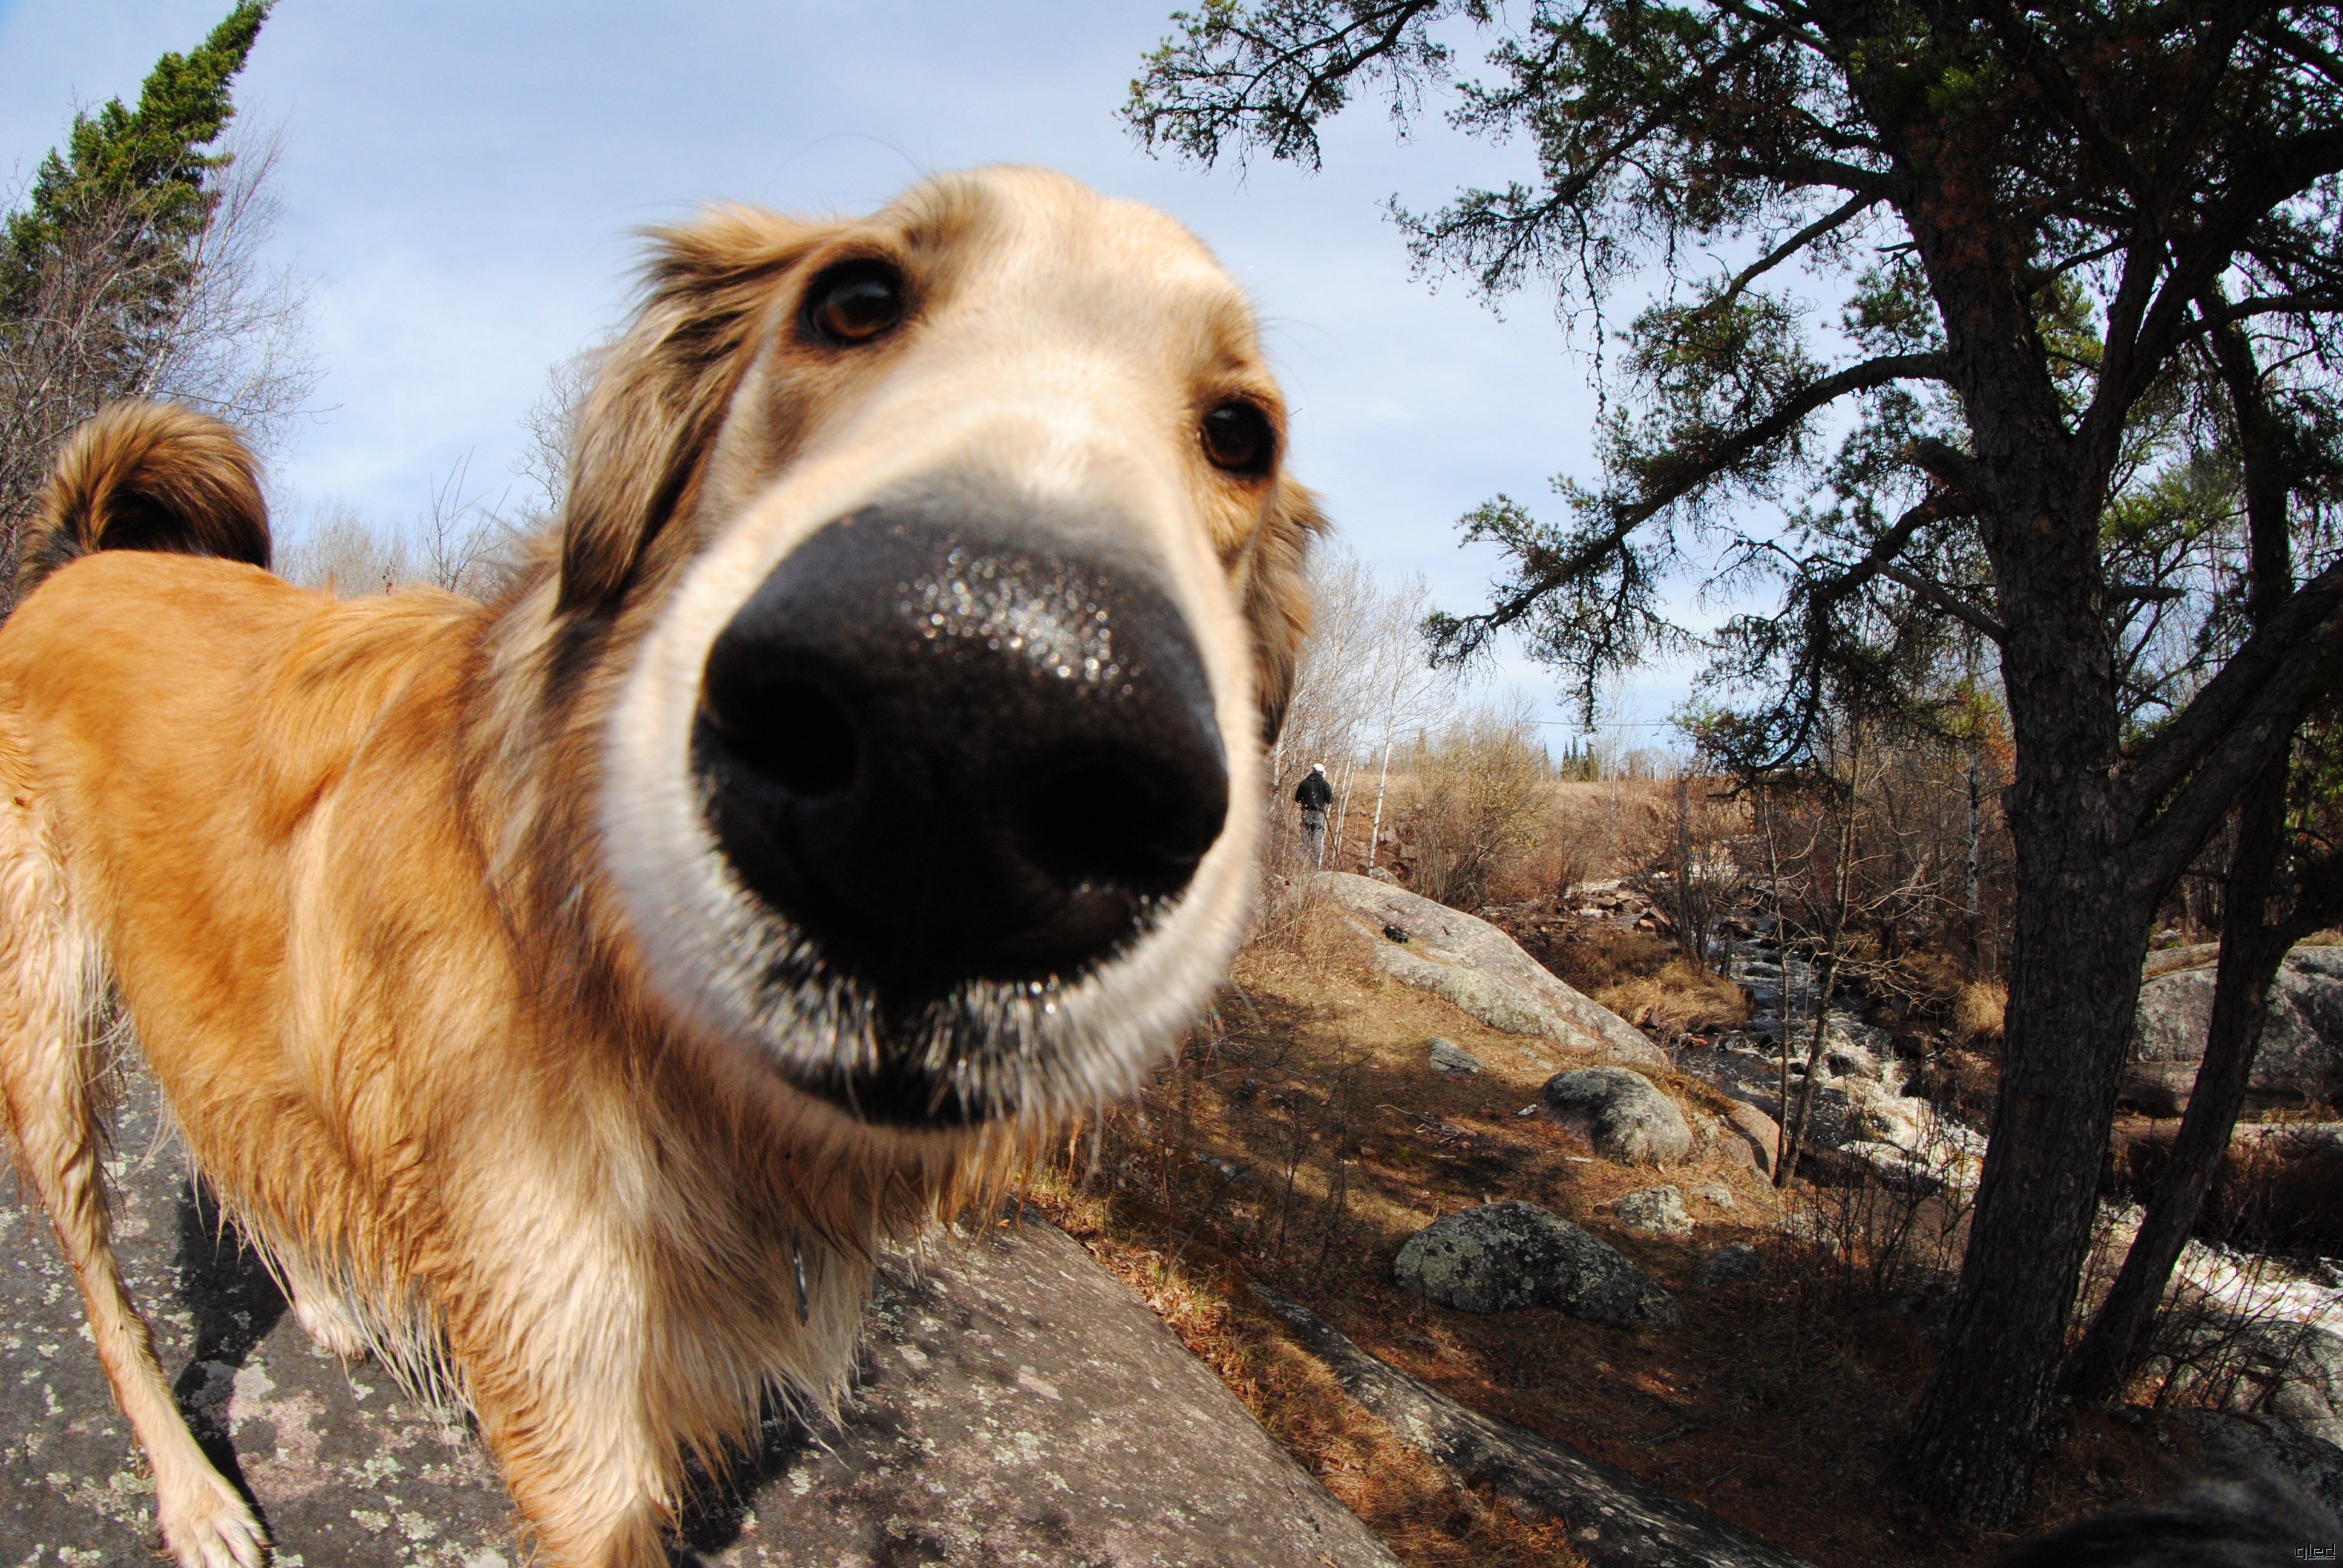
[0,166,1323,1567]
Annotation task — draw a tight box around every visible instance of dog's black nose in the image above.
[693,494,1229,996]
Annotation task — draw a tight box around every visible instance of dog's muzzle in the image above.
[692,488,1230,1011]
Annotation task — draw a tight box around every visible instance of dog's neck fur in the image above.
[277,556,996,1472]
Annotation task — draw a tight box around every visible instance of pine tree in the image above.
[1128,1,2343,1524]
[2,2,269,316]
[0,2,283,608]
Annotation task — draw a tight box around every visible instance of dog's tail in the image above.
[19,402,270,599]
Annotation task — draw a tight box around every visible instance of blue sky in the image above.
[1,1,1707,742]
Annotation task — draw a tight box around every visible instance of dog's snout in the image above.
[693,497,1229,996]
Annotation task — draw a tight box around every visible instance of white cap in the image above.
[1311,762,1326,772]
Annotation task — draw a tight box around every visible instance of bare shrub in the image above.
[1780,1105,1978,1300]
[1269,544,1457,877]
[1626,769,1748,976]
[512,347,597,521]
[1389,699,1548,909]
[276,501,413,595]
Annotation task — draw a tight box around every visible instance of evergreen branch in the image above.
[1976,0,2154,210]
[1876,566,2007,643]
[1429,351,1945,662]
[1714,191,1881,310]
[2108,126,2343,422]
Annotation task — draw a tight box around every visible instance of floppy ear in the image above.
[20,402,268,599]
[557,206,835,615]
[1240,478,1328,745]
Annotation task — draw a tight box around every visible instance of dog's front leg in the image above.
[481,1395,678,1568]
[448,1245,684,1568]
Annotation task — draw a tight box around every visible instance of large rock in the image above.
[2129,943,2343,1108]
[1,1071,1400,1568]
[2168,1408,2343,1520]
[1392,1201,1682,1327]
[1720,1096,1781,1176]
[1693,1245,1769,1286]
[1544,1066,1695,1166]
[1311,872,1668,1068]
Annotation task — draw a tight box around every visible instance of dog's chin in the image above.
[714,913,1154,1132]
[767,1050,1020,1131]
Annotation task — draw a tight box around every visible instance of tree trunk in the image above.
[2064,300,2306,1404]
[2064,753,2291,1403]
[1366,733,1394,872]
[1886,98,2173,1515]
[1899,784,2148,1520]
[1963,743,1983,972]
[1889,293,2143,1523]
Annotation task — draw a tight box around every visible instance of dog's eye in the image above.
[1201,402,1275,477]
[804,261,905,345]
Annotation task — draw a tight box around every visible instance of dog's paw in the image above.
[290,1287,370,1365]
[157,1466,269,1568]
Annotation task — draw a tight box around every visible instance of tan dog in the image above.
[0,167,1322,1567]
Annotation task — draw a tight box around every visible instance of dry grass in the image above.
[1953,979,2008,1044]
[1022,901,2174,1567]
[1596,958,1751,1038]
[1032,1195,1590,1567]
[1517,920,1676,995]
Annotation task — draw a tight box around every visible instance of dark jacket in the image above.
[1294,771,1334,810]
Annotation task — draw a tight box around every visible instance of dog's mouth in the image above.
[682,486,1229,1128]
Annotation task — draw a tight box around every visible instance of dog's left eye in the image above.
[804,261,905,345]
[1201,401,1275,477]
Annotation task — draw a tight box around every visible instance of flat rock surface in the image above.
[1312,872,1669,1069]
[4,1070,1399,1568]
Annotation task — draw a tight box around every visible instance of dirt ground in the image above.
[1026,901,2220,1568]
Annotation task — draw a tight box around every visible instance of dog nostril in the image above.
[701,676,859,801]
[1018,755,1224,895]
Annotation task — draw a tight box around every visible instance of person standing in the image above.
[1294,762,1334,866]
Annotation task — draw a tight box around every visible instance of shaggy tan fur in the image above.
[0,168,1322,1567]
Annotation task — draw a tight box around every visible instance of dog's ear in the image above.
[557,207,835,615]
[21,402,268,599]
[1241,478,1328,745]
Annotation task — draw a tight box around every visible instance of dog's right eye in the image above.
[803,261,905,345]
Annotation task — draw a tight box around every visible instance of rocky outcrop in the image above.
[1392,1201,1682,1327]
[2128,943,2343,1109]
[2154,1320,2343,1450]
[1612,1185,1694,1237]
[1544,1066,1695,1166]
[1,1072,1401,1568]
[1311,872,1668,1068]
[1253,1287,1812,1568]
